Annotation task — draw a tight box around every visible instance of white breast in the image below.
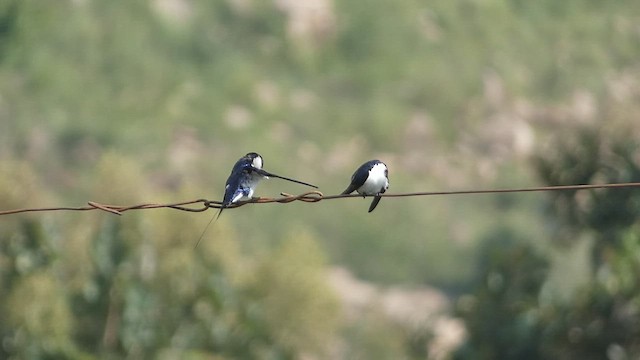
[357,163,389,195]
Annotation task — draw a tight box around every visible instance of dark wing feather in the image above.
[341,183,359,195]
[222,170,245,205]
[341,162,371,194]
[252,168,318,188]
[342,160,377,195]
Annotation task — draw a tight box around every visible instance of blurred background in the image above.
[1,0,640,358]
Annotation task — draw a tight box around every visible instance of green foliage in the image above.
[341,307,436,360]
[243,231,340,356]
[341,310,409,360]
[541,231,640,359]
[457,125,640,358]
[0,159,340,359]
[454,234,549,360]
[2,0,640,357]
[5,272,77,358]
[534,126,640,262]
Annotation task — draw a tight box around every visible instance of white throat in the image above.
[358,163,389,195]
[252,156,263,169]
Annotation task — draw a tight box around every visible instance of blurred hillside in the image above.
[1,0,640,358]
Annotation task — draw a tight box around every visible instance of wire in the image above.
[1,182,640,216]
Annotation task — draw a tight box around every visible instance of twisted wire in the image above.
[2,182,640,216]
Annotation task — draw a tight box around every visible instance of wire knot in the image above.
[3,183,640,216]
[277,191,324,203]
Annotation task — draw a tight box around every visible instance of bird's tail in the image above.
[368,195,382,213]
[194,205,225,248]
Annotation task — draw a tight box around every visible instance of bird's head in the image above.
[244,152,263,169]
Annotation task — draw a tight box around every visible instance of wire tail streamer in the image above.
[194,211,219,249]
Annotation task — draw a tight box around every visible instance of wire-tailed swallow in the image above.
[195,152,317,247]
[342,160,389,212]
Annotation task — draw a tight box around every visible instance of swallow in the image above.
[218,152,317,218]
[195,152,317,247]
[342,160,389,212]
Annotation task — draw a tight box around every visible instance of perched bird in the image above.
[341,160,389,212]
[218,152,318,219]
[195,152,317,247]
[218,152,268,217]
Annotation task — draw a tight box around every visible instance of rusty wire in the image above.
[2,182,640,217]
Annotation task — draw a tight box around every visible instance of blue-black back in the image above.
[342,160,379,194]
[222,157,254,205]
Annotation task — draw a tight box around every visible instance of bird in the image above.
[218,152,268,218]
[195,152,317,247]
[341,160,389,212]
[218,152,318,218]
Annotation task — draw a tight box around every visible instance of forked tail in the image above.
[194,206,224,248]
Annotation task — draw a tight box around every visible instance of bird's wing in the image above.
[221,181,234,205]
[341,165,369,194]
[341,183,359,195]
[222,166,249,205]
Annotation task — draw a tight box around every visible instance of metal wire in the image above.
[2,182,640,216]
